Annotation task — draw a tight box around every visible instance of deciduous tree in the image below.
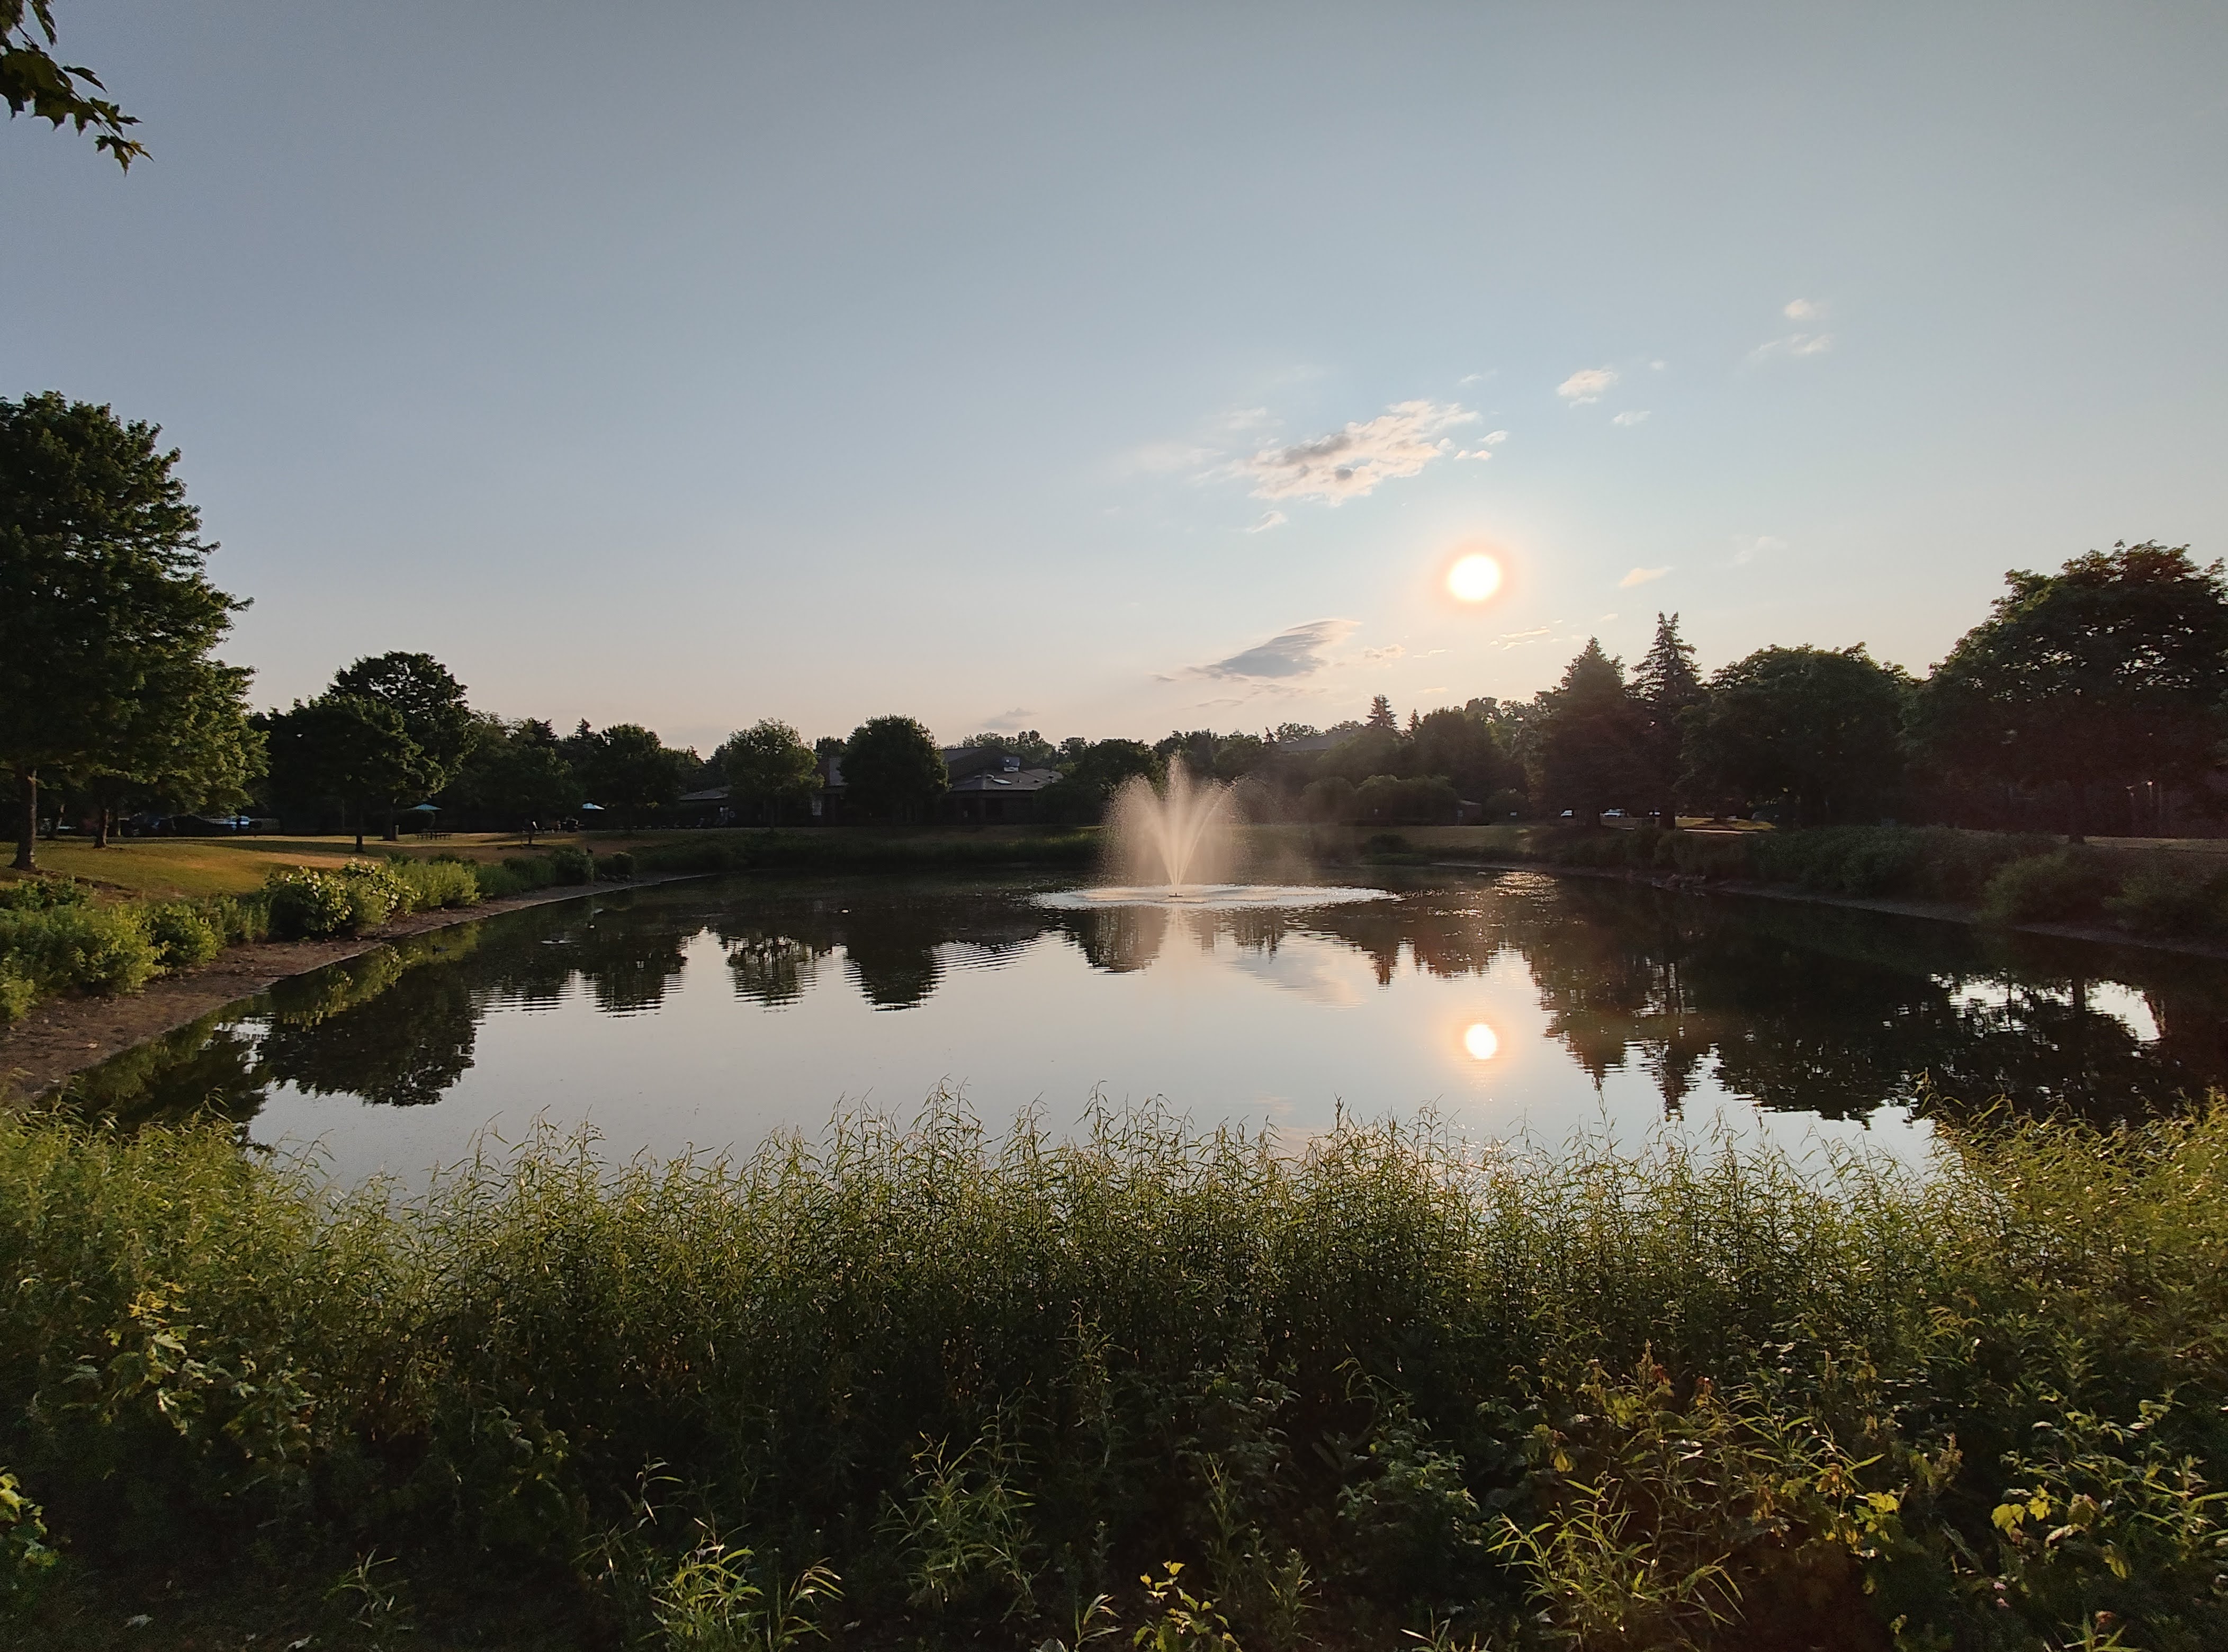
[842,716,948,823]
[2,1,144,168]
[1913,543,2228,836]
[265,693,423,852]
[0,393,245,869]
[717,719,821,825]
[1684,645,1907,825]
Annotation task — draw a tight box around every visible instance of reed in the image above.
[1,1098,2223,1650]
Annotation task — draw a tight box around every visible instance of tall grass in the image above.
[3,1098,2224,1649]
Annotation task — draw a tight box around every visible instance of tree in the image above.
[1315,725,1405,787]
[332,652,474,836]
[1532,640,1650,823]
[3,1,144,168]
[1,393,246,869]
[842,716,948,823]
[79,656,261,844]
[567,722,695,829]
[1683,645,1907,824]
[1409,707,1514,801]
[961,729,1060,768]
[1633,612,1704,821]
[717,719,822,824]
[1365,695,1399,731]
[265,693,423,852]
[1913,543,2228,836]
[449,717,577,838]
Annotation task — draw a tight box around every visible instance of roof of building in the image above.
[947,766,1063,795]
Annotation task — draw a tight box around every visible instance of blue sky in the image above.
[6,3,2224,753]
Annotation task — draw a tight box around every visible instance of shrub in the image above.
[0,967,32,1026]
[0,878,89,913]
[14,905,159,995]
[2100,858,2225,940]
[391,858,480,909]
[207,894,269,946]
[145,903,221,971]
[1979,849,2115,926]
[265,869,354,940]
[598,851,635,882]
[264,863,411,938]
[547,847,593,885]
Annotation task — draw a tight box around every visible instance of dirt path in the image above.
[0,875,703,1105]
[1447,858,2228,960]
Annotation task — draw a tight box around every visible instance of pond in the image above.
[66,868,2228,1183]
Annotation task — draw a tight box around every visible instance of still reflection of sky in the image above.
[82,869,2228,1189]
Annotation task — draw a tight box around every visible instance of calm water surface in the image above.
[70,869,2228,1182]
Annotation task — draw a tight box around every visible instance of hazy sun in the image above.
[1447,553,1503,603]
[1463,1021,1500,1061]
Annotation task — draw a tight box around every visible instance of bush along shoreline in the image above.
[2,1099,2225,1649]
[0,831,1103,1030]
[0,849,599,1028]
[1431,823,2228,950]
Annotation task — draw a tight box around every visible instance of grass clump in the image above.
[2,1098,2226,1650]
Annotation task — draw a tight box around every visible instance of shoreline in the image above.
[11,852,2226,1106]
[1445,856,2228,961]
[0,873,705,1105]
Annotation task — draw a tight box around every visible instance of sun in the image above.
[1447,553,1503,603]
[1462,1021,1500,1061]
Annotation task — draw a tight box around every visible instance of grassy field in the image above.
[3,1097,2224,1651]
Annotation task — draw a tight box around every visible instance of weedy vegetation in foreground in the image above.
[0,1098,2224,1650]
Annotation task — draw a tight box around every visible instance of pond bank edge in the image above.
[1448,857,2228,961]
[0,873,710,1105]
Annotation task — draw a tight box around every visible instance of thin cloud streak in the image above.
[1237,401,1477,505]
[1190,619,1359,680]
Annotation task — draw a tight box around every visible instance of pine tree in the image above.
[1633,613,1702,823]
[1635,613,1701,709]
[1365,695,1398,731]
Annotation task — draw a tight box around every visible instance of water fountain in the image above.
[1036,764,1388,911]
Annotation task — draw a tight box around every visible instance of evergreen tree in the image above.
[1365,695,1398,730]
[1633,613,1703,821]
[1532,640,1650,823]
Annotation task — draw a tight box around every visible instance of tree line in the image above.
[7,392,2226,872]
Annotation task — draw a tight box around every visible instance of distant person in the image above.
[526,818,540,846]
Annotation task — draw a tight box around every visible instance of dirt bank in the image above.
[0,875,702,1105]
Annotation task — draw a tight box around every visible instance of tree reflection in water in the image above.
[65,871,2228,1132]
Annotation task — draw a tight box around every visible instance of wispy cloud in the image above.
[1120,440,1216,475]
[1620,566,1671,587]
[1245,510,1287,534]
[1492,626,1554,649]
[1783,298,1821,320]
[1237,401,1477,505]
[977,706,1034,730]
[1611,410,1650,426]
[1461,428,1510,460]
[1747,332,1834,364]
[1557,367,1618,405]
[1731,534,1788,565]
[1191,619,1359,681]
[1361,642,1406,663]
